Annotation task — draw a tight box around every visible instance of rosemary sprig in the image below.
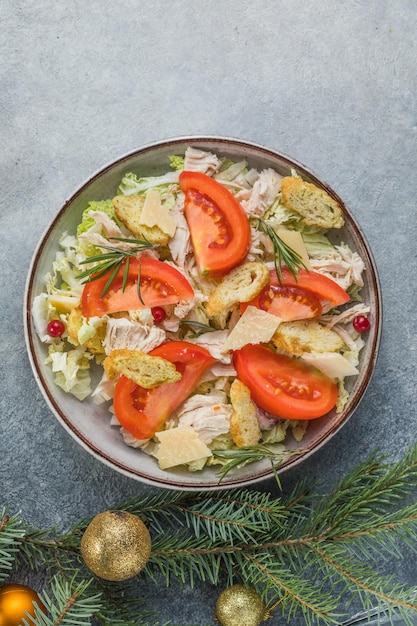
[256,218,308,284]
[213,443,298,482]
[77,237,156,298]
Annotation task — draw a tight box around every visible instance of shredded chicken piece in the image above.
[78,210,161,257]
[212,363,237,378]
[177,391,232,444]
[331,325,365,351]
[174,293,207,319]
[201,362,237,382]
[310,243,365,291]
[87,210,126,239]
[103,318,166,355]
[256,407,280,431]
[91,372,116,404]
[167,195,192,268]
[183,147,221,175]
[320,303,370,328]
[241,168,283,217]
[234,188,253,203]
[246,226,273,261]
[129,308,154,325]
[189,330,232,364]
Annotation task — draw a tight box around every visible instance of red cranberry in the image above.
[47,319,66,337]
[151,306,166,323]
[353,315,370,333]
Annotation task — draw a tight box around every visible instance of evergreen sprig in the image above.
[2,446,417,625]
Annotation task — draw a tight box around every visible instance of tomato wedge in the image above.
[233,344,338,420]
[113,341,216,439]
[241,268,350,320]
[179,171,251,277]
[81,257,194,318]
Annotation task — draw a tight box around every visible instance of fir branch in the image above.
[240,550,343,626]
[22,573,102,626]
[0,508,26,582]
[93,579,171,626]
[2,446,417,625]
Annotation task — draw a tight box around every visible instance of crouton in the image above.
[112,195,170,245]
[103,349,181,388]
[281,176,344,229]
[67,307,106,354]
[229,379,261,448]
[272,320,344,357]
[205,262,269,318]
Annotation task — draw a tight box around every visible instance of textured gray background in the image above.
[1,1,416,624]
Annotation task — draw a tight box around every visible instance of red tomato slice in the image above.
[241,268,350,319]
[81,257,194,318]
[113,341,216,439]
[233,344,338,420]
[179,171,251,277]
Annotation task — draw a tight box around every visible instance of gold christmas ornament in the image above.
[0,583,47,626]
[80,510,151,581]
[215,584,271,626]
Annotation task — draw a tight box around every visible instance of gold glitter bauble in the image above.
[80,510,151,581]
[0,583,47,626]
[215,584,269,626]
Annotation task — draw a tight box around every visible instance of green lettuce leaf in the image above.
[117,171,179,196]
[46,343,93,400]
[77,200,116,236]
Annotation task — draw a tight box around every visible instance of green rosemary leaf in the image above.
[101,259,123,298]
[122,256,130,293]
[179,320,217,339]
[256,218,308,284]
[78,252,121,265]
[137,259,145,305]
[108,236,153,245]
[213,444,293,482]
[77,260,118,282]
[96,244,148,257]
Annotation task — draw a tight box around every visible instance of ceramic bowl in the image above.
[24,136,382,490]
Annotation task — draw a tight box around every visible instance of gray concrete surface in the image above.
[1,1,416,624]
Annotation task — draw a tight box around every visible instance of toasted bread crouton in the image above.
[103,348,181,388]
[272,320,344,357]
[281,176,344,229]
[229,379,261,448]
[67,307,106,354]
[205,262,269,318]
[112,195,170,245]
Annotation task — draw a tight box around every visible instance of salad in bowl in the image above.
[25,138,381,489]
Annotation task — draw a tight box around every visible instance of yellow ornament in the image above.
[0,583,47,626]
[80,510,151,581]
[215,584,270,626]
